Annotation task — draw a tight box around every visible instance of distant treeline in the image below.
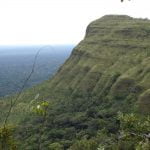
[0,45,74,97]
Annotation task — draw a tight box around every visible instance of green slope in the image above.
[0,15,150,149]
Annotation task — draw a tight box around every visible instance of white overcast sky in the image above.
[0,0,149,45]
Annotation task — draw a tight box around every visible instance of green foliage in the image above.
[32,101,49,116]
[69,139,98,150]
[97,146,105,150]
[117,112,150,150]
[48,142,63,150]
[0,126,17,150]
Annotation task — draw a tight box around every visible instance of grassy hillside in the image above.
[0,15,150,149]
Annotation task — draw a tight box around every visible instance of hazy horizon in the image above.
[0,0,149,45]
[0,44,74,96]
[0,45,75,56]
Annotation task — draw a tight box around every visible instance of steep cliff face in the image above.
[38,15,150,113]
[2,15,149,117]
[0,15,150,149]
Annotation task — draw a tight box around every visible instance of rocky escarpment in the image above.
[40,15,150,114]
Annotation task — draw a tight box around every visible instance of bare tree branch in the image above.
[3,45,54,127]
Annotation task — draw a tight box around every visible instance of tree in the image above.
[117,112,150,150]
[0,125,17,150]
